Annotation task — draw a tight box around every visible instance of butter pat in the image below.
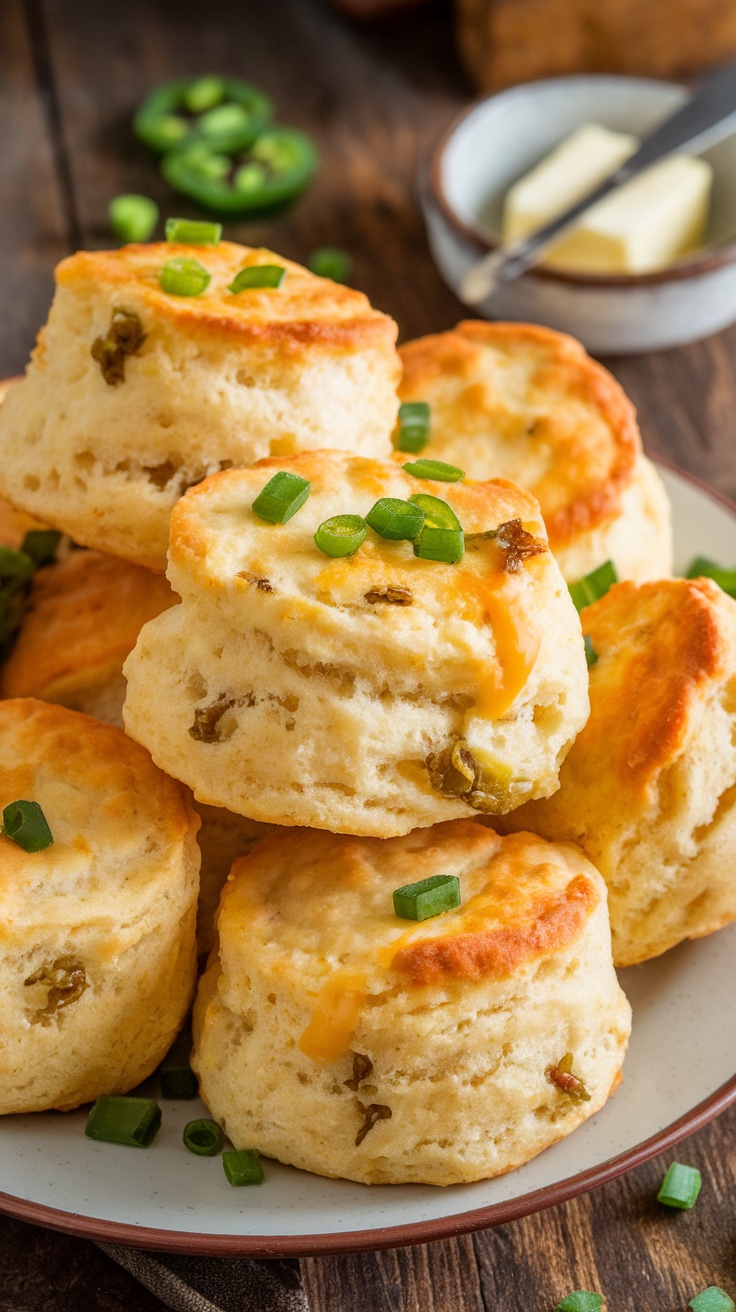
[503,124,639,244]
[503,123,713,274]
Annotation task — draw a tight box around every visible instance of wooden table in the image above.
[1,1,735,1308]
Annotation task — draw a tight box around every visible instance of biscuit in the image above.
[398,321,672,584]
[1,549,176,724]
[496,577,736,965]
[195,805,273,955]
[0,379,47,547]
[192,821,631,1185]
[0,698,199,1113]
[0,243,400,570]
[123,450,590,836]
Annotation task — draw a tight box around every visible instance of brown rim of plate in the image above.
[0,452,733,1258]
[427,90,736,289]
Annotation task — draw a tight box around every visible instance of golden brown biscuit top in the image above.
[0,699,195,933]
[1,550,176,701]
[398,321,641,550]
[169,450,557,719]
[57,242,398,354]
[576,577,733,792]
[218,821,601,995]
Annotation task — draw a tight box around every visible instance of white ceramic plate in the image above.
[1,460,735,1256]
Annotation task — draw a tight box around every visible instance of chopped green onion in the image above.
[689,1290,735,1312]
[315,514,367,558]
[159,256,211,297]
[222,1148,264,1185]
[252,471,310,524]
[409,493,463,563]
[21,529,62,569]
[686,556,736,599]
[109,194,159,244]
[0,546,35,586]
[568,560,618,613]
[165,217,222,246]
[2,800,53,852]
[199,102,250,137]
[183,1118,223,1156]
[308,246,352,283]
[584,635,598,668]
[234,162,267,194]
[229,264,286,291]
[408,493,461,531]
[365,497,424,541]
[403,459,464,483]
[183,75,226,114]
[395,401,430,454]
[554,1293,604,1312]
[657,1161,702,1209]
[85,1095,162,1147]
[393,874,461,921]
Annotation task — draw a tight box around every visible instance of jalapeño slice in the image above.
[162,128,318,215]
[134,76,272,155]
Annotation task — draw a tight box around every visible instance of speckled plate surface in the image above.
[1,460,735,1256]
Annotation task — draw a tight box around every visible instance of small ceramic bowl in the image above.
[423,75,736,354]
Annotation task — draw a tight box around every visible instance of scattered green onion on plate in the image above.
[183,1119,224,1157]
[229,264,286,292]
[403,458,464,483]
[2,800,53,853]
[395,401,430,454]
[165,217,222,246]
[158,256,211,297]
[109,194,159,244]
[84,1095,162,1148]
[365,497,424,542]
[393,874,460,922]
[657,1161,702,1209]
[568,560,618,614]
[315,514,367,558]
[252,471,310,524]
[222,1148,264,1185]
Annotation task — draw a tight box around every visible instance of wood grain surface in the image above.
[1,1,735,1308]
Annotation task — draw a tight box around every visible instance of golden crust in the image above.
[1,550,176,703]
[221,821,602,992]
[57,243,397,355]
[578,577,727,793]
[0,698,195,906]
[398,320,641,550]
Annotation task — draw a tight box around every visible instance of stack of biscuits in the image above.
[0,231,732,1188]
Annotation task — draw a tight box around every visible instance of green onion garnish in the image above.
[393,874,460,921]
[307,246,352,283]
[314,514,367,558]
[554,1294,604,1312]
[21,529,62,569]
[84,1095,162,1147]
[0,546,35,585]
[403,459,464,483]
[365,497,424,542]
[2,800,53,852]
[159,256,211,297]
[689,1291,735,1312]
[165,217,222,246]
[229,264,286,292]
[409,493,463,564]
[183,75,226,114]
[584,635,598,668]
[657,1161,702,1209]
[395,401,430,454]
[183,1118,224,1156]
[222,1148,264,1185]
[109,194,159,244]
[686,556,736,599]
[252,471,310,524]
[568,560,617,613]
